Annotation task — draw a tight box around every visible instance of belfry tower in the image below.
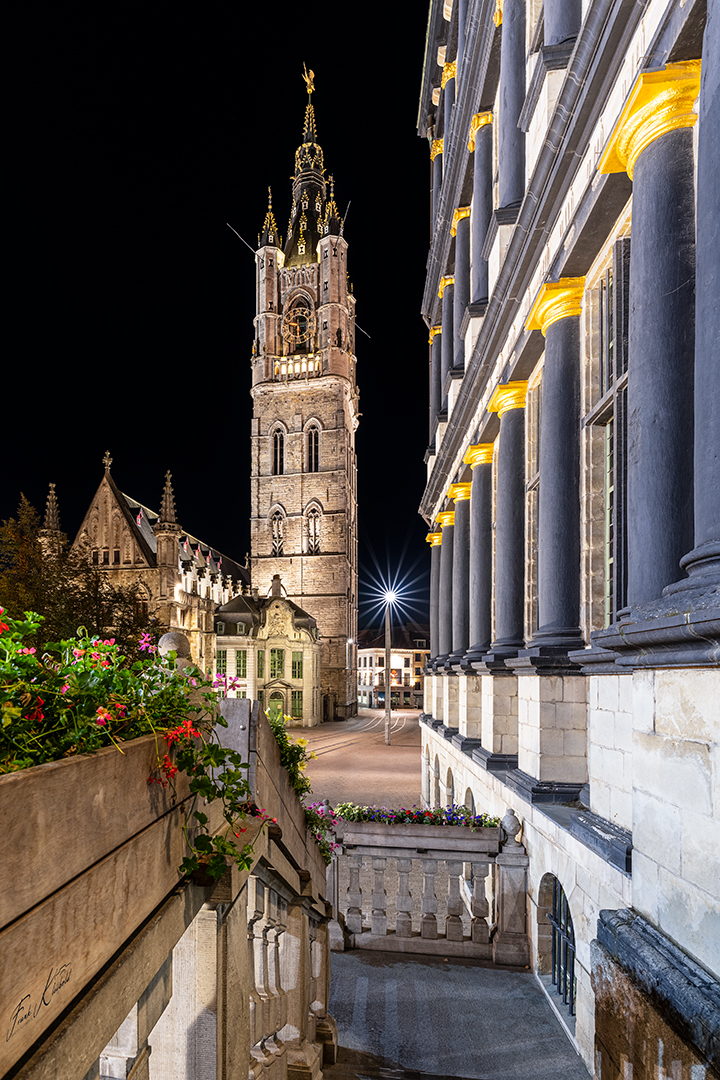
[249,70,359,720]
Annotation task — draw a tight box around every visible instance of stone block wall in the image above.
[482,673,519,755]
[588,674,633,830]
[517,674,588,783]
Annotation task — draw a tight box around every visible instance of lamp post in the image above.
[384,590,396,745]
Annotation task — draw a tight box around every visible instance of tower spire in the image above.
[43,483,61,532]
[159,470,177,524]
[286,68,326,267]
[259,187,281,248]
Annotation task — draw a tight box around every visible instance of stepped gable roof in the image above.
[216,588,318,635]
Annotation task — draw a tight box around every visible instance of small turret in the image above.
[39,482,63,557]
[258,188,281,249]
[159,470,177,524]
[323,175,342,237]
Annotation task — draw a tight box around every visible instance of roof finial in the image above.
[43,483,61,532]
[302,63,315,97]
[103,450,113,472]
[159,470,177,524]
[259,186,281,248]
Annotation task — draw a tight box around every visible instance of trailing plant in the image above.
[304,801,340,865]
[334,802,500,829]
[0,607,270,881]
[265,709,315,800]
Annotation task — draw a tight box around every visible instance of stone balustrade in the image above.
[335,810,530,965]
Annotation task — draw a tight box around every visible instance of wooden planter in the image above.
[0,735,199,1073]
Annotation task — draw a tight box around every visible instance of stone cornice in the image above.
[447,481,472,501]
[526,277,586,336]
[487,381,529,417]
[598,60,701,179]
[463,443,495,467]
[419,0,647,523]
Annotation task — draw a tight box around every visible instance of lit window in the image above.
[271,512,284,556]
[307,426,319,472]
[307,508,321,554]
[273,430,284,475]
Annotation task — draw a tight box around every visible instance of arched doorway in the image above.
[538,874,576,1016]
[267,692,285,723]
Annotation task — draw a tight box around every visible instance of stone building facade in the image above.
[72,455,249,670]
[357,624,430,710]
[249,81,359,722]
[418,0,719,1076]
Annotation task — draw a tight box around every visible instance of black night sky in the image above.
[4,11,432,630]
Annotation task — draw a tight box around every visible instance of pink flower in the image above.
[103,638,115,646]
[20,647,36,655]
[96,706,112,726]
[60,683,69,694]
[139,633,153,651]
[73,648,85,659]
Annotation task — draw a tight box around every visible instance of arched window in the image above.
[446,768,454,807]
[271,512,284,556]
[307,425,319,472]
[538,875,577,1017]
[307,508,321,554]
[273,430,284,475]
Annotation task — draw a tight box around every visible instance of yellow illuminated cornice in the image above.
[448,482,472,502]
[430,137,444,161]
[441,60,457,89]
[438,274,455,299]
[598,60,701,180]
[488,381,528,417]
[436,511,455,528]
[493,0,503,26]
[426,531,443,546]
[468,112,493,152]
[451,206,471,237]
[428,325,442,343]
[463,443,495,467]
[526,278,586,336]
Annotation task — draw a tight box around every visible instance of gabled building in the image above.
[72,453,249,668]
[417,0,719,1075]
[357,624,431,710]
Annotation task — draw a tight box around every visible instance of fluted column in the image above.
[448,483,472,664]
[439,275,455,411]
[452,209,471,370]
[464,444,495,661]
[524,280,585,653]
[483,383,528,662]
[469,114,493,303]
[431,138,444,232]
[429,325,442,437]
[437,510,455,662]
[442,61,456,142]
[599,62,699,607]
[427,531,442,660]
[497,0,526,210]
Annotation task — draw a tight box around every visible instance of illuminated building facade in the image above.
[249,75,359,721]
[418,0,719,1074]
[357,625,431,709]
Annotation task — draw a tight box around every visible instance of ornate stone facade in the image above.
[249,84,359,721]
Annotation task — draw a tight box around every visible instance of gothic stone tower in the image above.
[250,76,359,720]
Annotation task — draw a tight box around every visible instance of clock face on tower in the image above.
[282,301,316,350]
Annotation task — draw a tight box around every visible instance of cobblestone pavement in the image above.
[327,951,591,1080]
[304,709,423,808]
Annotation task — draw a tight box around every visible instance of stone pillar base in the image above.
[287,1040,323,1080]
[315,1015,339,1066]
[493,932,530,967]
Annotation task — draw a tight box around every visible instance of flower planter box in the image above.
[336,820,501,859]
[0,735,212,1074]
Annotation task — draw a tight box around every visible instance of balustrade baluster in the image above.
[420,859,439,939]
[395,858,413,937]
[248,877,265,1049]
[445,860,464,941]
[470,859,491,946]
[346,855,363,934]
[371,857,387,936]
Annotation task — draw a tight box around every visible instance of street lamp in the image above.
[384,589,396,745]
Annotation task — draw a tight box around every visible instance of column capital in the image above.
[526,278,586,336]
[441,60,457,88]
[428,324,442,343]
[430,137,444,161]
[426,531,443,546]
[464,443,495,467]
[468,112,493,152]
[438,274,455,299]
[448,482,472,502]
[493,0,503,26]
[488,381,529,417]
[598,60,701,180]
[451,207,472,237]
[437,510,455,528]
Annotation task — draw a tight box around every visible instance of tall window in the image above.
[216,650,227,674]
[271,511,284,556]
[291,690,303,719]
[307,425,319,472]
[257,649,264,679]
[270,648,284,679]
[307,508,321,554]
[235,650,247,678]
[586,237,630,624]
[292,651,303,679]
[273,430,284,475]
[549,878,576,1016]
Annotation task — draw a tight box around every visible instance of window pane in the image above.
[292,651,303,679]
[271,649,284,679]
[216,650,227,674]
[257,650,264,678]
[291,690,303,718]
[236,650,247,678]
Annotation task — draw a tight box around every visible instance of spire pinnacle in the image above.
[259,186,281,248]
[103,450,112,472]
[324,174,342,236]
[43,483,61,532]
[159,470,177,524]
[302,63,315,97]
